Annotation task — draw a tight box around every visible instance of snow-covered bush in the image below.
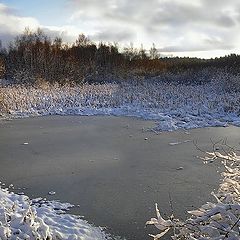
[223,74,240,93]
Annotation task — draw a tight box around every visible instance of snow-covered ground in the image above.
[0,186,112,240]
[1,76,240,131]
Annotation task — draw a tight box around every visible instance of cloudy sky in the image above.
[0,0,239,58]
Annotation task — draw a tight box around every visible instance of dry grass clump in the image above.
[0,88,8,113]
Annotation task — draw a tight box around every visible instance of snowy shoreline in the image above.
[0,186,112,240]
[1,79,240,131]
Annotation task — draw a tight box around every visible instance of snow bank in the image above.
[1,78,240,131]
[146,144,240,239]
[0,187,111,240]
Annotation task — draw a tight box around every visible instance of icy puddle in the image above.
[0,116,240,239]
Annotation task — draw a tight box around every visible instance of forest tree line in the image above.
[0,28,240,84]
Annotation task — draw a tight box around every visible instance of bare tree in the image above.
[150,43,159,59]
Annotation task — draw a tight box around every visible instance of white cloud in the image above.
[0,1,240,58]
[0,3,79,47]
[0,3,40,44]
[68,0,240,57]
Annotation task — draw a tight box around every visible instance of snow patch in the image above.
[0,187,112,240]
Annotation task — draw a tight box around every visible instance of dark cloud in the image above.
[92,29,134,42]
[216,15,236,27]
[41,27,75,43]
[0,33,16,47]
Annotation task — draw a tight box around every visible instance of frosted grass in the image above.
[1,78,240,131]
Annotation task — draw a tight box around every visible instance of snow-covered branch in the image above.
[146,142,240,239]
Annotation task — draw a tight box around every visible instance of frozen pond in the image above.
[0,116,239,239]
